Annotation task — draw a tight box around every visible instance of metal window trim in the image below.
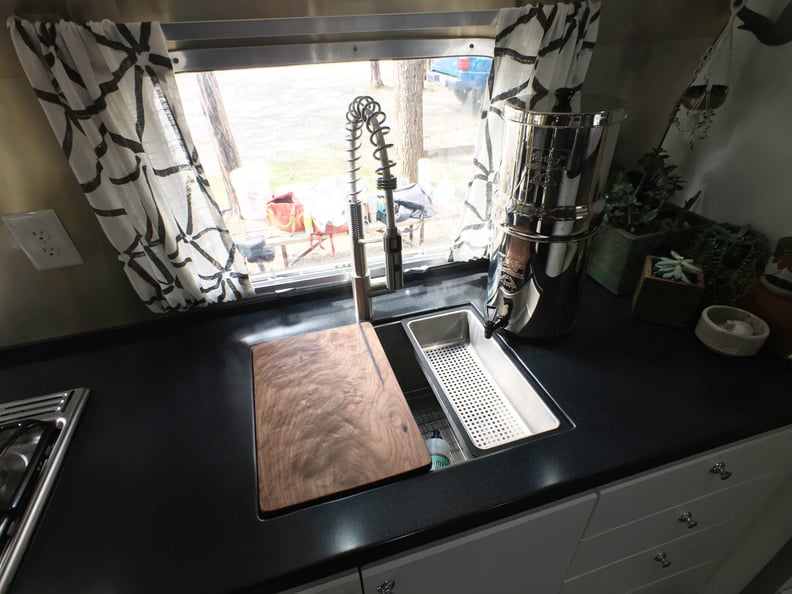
[249,250,452,295]
[170,38,494,72]
[163,11,497,71]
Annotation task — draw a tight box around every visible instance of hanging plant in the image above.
[671,6,736,147]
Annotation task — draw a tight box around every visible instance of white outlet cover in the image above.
[2,209,84,271]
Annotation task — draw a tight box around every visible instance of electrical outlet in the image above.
[1,209,83,271]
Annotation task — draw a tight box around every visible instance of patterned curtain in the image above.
[452,2,601,260]
[8,18,253,312]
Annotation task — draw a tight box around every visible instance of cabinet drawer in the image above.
[629,559,720,594]
[278,570,362,594]
[361,493,596,594]
[584,427,792,537]
[568,473,785,577]
[561,522,731,594]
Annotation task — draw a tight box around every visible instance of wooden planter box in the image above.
[632,256,705,328]
[587,211,711,295]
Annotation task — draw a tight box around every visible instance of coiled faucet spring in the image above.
[346,96,397,194]
[345,96,403,321]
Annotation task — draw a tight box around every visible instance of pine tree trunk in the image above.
[196,72,242,217]
[370,60,384,89]
[393,60,426,183]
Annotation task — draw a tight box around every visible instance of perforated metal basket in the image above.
[402,305,560,453]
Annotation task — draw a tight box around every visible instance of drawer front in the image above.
[279,570,362,594]
[629,559,721,594]
[569,472,785,577]
[362,493,596,594]
[561,522,731,594]
[584,426,792,537]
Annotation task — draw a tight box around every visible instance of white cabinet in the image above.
[282,426,792,594]
[278,570,362,594]
[562,425,792,594]
[360,492,597,594]
[567,473,786,577]
[561,521,732,594]
[630,560,722,594]
[701,475,792,594]
[582,426,792,537]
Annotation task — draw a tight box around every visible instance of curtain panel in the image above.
[452,2,601,261]
[8,18,253,312]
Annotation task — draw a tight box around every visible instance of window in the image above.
[165,14,495,291]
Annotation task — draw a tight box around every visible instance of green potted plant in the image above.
[690,223,770,305]
[632,251,705,328]
[587,147,709,295]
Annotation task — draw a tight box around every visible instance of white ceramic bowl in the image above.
[695,305,770,357]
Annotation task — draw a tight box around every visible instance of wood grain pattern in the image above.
[252,322,430,513]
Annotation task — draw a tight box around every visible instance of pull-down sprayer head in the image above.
[345,96,404,321]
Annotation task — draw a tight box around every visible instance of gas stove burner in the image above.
[0,454,28,506]
[0,422,56,517]
[0,388,89,594]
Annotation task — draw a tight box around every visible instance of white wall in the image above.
[665,0,792,246]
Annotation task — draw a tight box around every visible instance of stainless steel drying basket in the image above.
[402,305,560,453]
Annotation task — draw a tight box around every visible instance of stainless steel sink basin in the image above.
[401,305,561,456]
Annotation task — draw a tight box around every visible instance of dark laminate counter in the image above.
[1,262,790,593]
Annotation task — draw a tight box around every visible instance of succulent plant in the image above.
[690,223,770,304]
[603,148,698,236]
[653,251,702,284]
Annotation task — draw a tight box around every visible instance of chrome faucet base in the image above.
[352,274,372,321]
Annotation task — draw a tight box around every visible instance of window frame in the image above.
[162,13,496,294]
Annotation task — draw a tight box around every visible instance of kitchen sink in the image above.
[375,305,567,463]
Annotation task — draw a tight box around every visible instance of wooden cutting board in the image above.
[252,322,430,513]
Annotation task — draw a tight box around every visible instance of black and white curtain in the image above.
[452,2,601,260]
[8,18,253,312]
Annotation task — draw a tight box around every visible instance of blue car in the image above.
[426,56,492,104]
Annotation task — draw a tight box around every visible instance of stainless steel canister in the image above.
[486,95,625,339]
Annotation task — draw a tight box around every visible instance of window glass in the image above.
[175,57,490,282]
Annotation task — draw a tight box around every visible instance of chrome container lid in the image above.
[503,94,626,129]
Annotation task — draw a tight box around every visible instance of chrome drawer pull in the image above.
[710,461,733,480]
[654,552,672,568]
[678,511,698,528]
[377,580,396,593]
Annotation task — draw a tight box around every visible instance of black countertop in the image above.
[1,264,791,593]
